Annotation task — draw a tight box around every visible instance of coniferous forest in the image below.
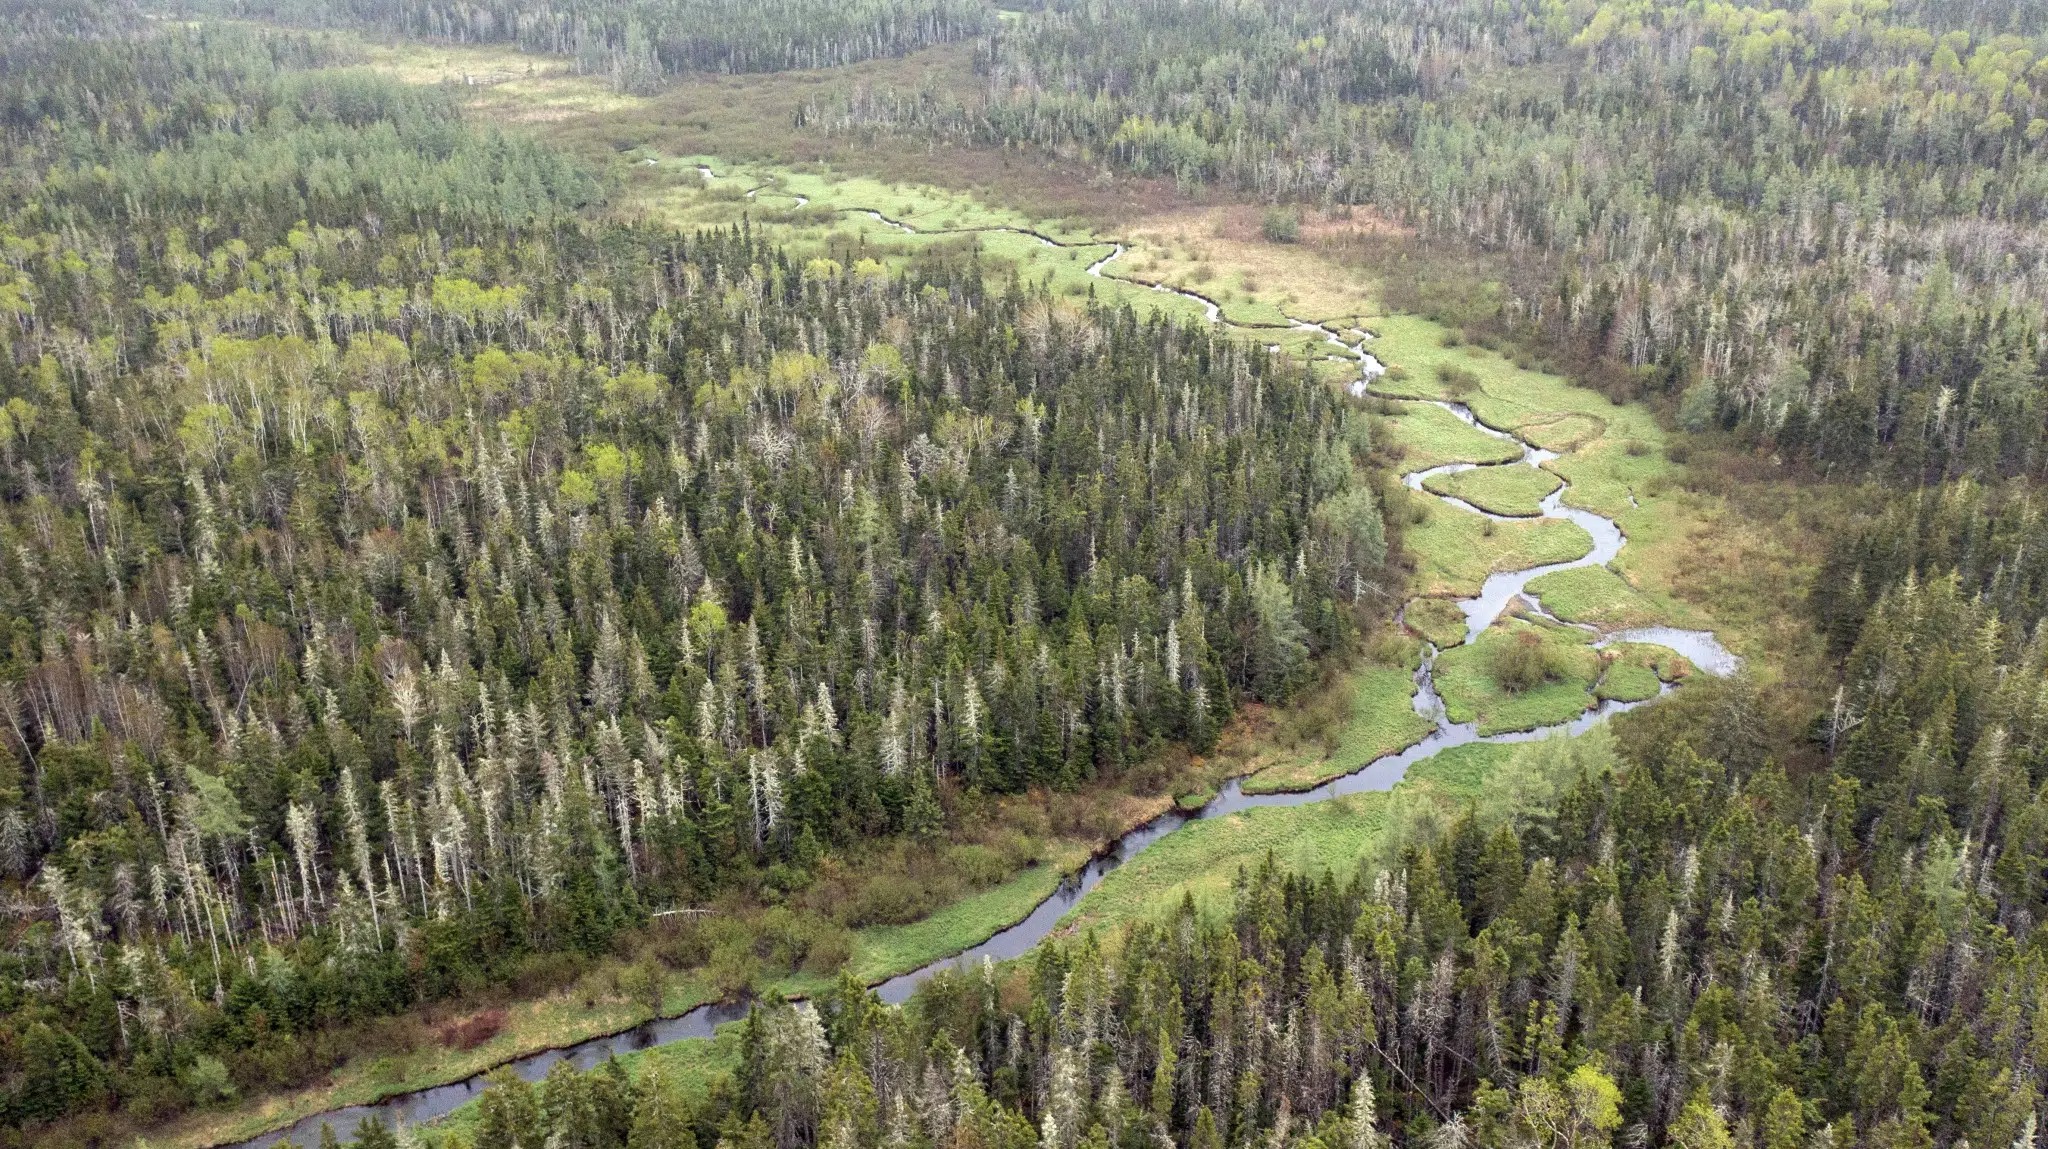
[0,8,1370,1138]
[4,2,2048,1149]
[831,0,2048,482]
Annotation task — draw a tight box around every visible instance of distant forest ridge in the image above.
[817,0,2048,488]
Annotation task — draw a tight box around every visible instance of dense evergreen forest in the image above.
[345,490,2048,1149]
[181,0,990,90]
[831,0,2048,483]
[0,13,1377,1139]
[8,1,2048,1148]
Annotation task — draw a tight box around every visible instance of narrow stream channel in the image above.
[228,193,1735,1149]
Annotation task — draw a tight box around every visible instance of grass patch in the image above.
[1398,489,1594,597]
[1404,597,1468,649]
[1365,312,1675,519]
[623,156,1223,326]
[844,847,1087,982]
[1431,617,1601,735]
[1594,661,1662,702]
[1241,665,1433,794]
[1549,437,1673,520]
[1067,794,1390,928]
[1119,205,1381,325]
[1410,740,1523,794]
[1068,741,1520,930]
[1525,565,1667,630]
[1422,464,1561,516]
[148,775,1182,1149]
[1603,641,1694,682]
[1362,308,1767,665]
[1379,402,1522,470]
[429,1021,744,1149]
[1520,413,1606,452]
[150,966,719,1149]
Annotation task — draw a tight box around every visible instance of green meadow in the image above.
[1423,464,1563,517]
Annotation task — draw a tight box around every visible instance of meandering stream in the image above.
[228,186,1734,1149]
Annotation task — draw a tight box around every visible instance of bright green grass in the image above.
[1525,565,1668,629]
[1605,641,1694,681]
[1210,294,1293,327]
[1068,742,1518,930]
[1242,665,1433,794]
[1401,496,1594,597]
[1405,597,1468,649]
[1412,740,1523,794]
[1422,464,1561,517]
[1431,618,1602,735]
[1364,314,1679,518]
[1548,439,1673,520]
[1246,323,1346,360]
[230,824,1094,1149]
[1361,311,1739,653]
[1520,413,1606,452]
[1595,661,1663,702]
[1067,793,1386,928]
[1380,402,1523,470]
[637,155,1227,327]
[845,848,1086,982]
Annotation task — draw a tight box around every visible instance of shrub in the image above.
[944,842,1008,887]
[1491,632,1559,693]
[1437,364,1482,398]
[705,928,763,998]
[843,871,933,927]
[1260,208,1299,242]
[799,922,856,974]
[436,1008,507,1051]
[180,1054,235,1107]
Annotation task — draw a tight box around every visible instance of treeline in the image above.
[0,21,597,235]
[417,492,2048,1149]
[823,0,2048,488]
[175,0,992,90]
[0,16,1381,1138]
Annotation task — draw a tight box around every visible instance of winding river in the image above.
[228,183,1734,1149]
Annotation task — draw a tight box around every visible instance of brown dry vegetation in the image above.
[357,37,1191,229]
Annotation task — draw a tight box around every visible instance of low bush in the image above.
[1491,632,1561,693]
[436,1008,507,1051]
